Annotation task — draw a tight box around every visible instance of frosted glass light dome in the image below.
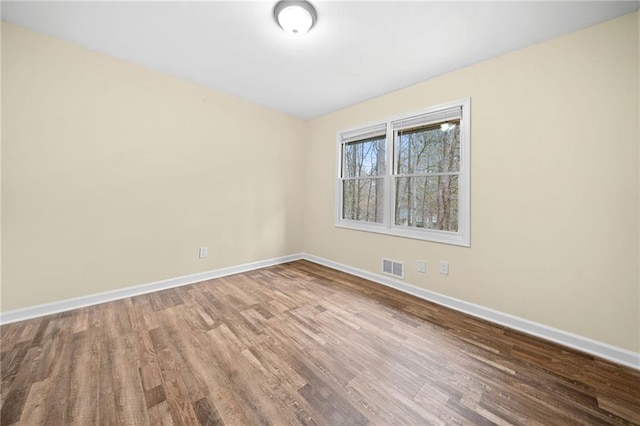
[274,0,317,36]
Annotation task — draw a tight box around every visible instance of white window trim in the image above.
[335,98,471,247]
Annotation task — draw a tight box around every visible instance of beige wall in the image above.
[1,23,306,311]
[2,14,640,353]
[304,13,640,352]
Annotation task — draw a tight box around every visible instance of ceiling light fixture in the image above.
[274,0,317,36]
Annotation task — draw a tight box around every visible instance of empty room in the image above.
[1,0,640,424]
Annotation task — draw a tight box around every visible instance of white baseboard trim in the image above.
[0,253,303,325]
[301,253,640,371]
[3,252,638,370]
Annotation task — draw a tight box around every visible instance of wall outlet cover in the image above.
[439,260,449,275]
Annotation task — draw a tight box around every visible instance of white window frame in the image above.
[335,98,471,247]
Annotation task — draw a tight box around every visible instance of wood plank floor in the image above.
[1,260,639,425]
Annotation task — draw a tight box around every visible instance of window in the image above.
[336,98,470,246]
[340,124,386,223]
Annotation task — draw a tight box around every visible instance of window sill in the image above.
[335,221,470,247]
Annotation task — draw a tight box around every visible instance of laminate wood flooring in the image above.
[1,260,639,425]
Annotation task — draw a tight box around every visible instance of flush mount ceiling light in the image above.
[274,0,317,36]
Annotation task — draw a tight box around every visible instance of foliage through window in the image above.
[336,99,470,246]
[342,135,385,223]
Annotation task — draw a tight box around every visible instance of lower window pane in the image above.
[342,178,384,223]
[394,175,458,231]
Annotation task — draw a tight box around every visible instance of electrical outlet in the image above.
[439,260,449,275]
[199,247,208,258]
[417,260,426,273]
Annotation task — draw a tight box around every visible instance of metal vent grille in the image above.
[382,258,404,279]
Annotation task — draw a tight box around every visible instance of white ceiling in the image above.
[2,1,639,119]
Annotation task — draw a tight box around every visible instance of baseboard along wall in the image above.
[0,254,303,325]
[1,252,638,370]
[302,254,640,371]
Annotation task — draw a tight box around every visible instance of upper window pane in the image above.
[396,121,460,174]
[343,137,386,178]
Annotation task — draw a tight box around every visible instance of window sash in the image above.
[341,135,386,179]
[391,174,460,232]
[394,172,460,178]
[340,177,385,224]
[393,118,461,176]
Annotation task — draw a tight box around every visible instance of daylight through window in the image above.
[336,99,470,246]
